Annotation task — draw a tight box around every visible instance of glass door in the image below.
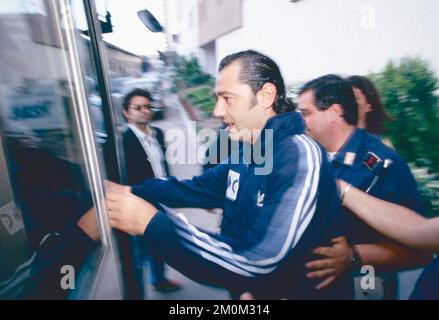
[0,0,127,299]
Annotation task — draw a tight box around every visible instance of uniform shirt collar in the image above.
[332,128,365,167]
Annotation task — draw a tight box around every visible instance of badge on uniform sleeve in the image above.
[226,170,240,201]
[362,152,382,172]
[343,152,356,166]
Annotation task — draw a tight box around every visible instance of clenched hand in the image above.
[105,180,158,236]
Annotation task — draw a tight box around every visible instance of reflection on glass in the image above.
[0,0,121,299]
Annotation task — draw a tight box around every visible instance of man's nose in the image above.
[213,101,225,119]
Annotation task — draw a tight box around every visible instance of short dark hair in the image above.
[122,88,153,111]
[218,50,295,114]
[299,74,358,125]
[347,75,391,135]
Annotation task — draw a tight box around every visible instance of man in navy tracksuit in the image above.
[106,50,353,299]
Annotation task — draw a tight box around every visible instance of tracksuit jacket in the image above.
[132,111,353,299]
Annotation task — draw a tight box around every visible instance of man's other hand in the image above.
[305,236,353,290]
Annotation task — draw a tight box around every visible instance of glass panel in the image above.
[70,0,140,299]
[71,0,107,142]
[0,0,122,299]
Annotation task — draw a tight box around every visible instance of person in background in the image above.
[347,75,392,143]
[122,88,181,293]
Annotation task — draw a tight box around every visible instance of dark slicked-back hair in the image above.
[218,50,295,114]
[122,88,153,111]
[347,75,391,135]
[299,74,358,125]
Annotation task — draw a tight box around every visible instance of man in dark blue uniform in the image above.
[298,75,432,299]
[105,51,353,299]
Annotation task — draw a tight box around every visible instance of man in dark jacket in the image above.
[122,88,181,293]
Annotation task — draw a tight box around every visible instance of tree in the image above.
[371,58,439,217]
[371,58,439,174]
[172,56,213,90]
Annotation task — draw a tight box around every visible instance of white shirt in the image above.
[128,124,167,178]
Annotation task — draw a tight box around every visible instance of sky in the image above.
[1,0,178,57]
[99,0,178,57]
[69,0,174,57]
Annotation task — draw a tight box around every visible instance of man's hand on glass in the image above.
[105,180,158,236]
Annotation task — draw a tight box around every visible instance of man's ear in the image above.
[122,109,129,119]
[257,83,277,109]
[329,104,344,120]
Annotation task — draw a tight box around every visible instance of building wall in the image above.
[0,14,68,84]
[198,0,242,46]
[105,46,143,77]
[204,0,439,84]
[199,41,216,75]
[175,0,199,58]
